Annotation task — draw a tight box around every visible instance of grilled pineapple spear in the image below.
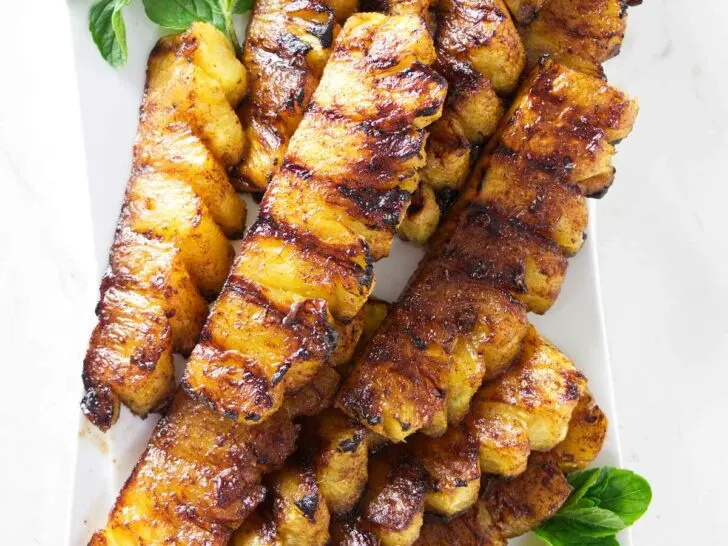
[413,396,608,545]
[399,0,634,243]
[235,0,358,191]
[183,12,446,424]
[520,0,630,77]
[88,364,340,546]
[236,387,606,546]
[81,23,248,430]
[90,17,444,545]
[376,0,526,244]
[230,307,596,546]
[89,296,381,546]
[337,59,637,444]
[329,391,607,546]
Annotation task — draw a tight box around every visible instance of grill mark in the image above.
[337,185,411,229]
[249,214,375,293]
[220,275,336,383]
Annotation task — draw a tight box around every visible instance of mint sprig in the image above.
[89,0,134,68]
[88,0,253,68]
[534,467,652,545]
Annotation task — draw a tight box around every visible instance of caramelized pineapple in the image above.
[337,60,636,443]
[89,365,340,546]
[304,409,372,516]
[414,402,609,545]
[398,185,441,245]
[398,0,526,239]
[236,0,347,191]
[503,0,547,23]
[521,0,628,76]
[552,391,608,472]
[81,23,247,430]
[411,426,481,517]
[184,13,446,424]
[415,451,569,544]
[360,448,427,546]
[234,461,331,546]
[467,327,587,476]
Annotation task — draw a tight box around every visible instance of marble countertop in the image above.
[1,0,726,544]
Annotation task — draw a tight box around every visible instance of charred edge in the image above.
[436,58,481,98]
[80,386,115,431]
[412,336,427,350]
[278,32,314,56]
[435,188,459,215]
[226,275,292,319]
[279,158,314,180]
[295,493,320,521]
[309,16,335,49]
[416,102,441,118]
[359,0,388,11]
[337,185,411,229]
[224,408,240,420]
[587,184,612,199]
[271,361,291,387]
[338,386,382,427]
[338,431,364,453]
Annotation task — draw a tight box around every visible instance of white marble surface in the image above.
[1,0,727,544]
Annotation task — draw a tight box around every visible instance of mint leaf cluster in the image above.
[89,0,253,67]
[535,467,652,545]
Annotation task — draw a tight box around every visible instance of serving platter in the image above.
[65,2,631,544]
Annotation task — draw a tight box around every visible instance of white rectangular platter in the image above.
[65,2,631,544]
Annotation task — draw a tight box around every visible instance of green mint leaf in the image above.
[233,0,254,13]
[89,0,134,68]
[564,467,602,509]
[536,466,652,545]
[534,523,620,546]
[591,469,652,526]
[551,506,627,536]
[141,0,226,31]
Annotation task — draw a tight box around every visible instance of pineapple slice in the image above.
[236,0,339,191]
[411,426,481,517]
[183,13,446,423]
[81,23,247,430]
[361,448,426,546]
[521,0,628,75]
[337,60,636,443]
[467,327,587,477]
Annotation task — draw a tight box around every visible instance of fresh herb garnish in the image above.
[88,0,253,67]
[89,0,134,68]
[534,467,652,545]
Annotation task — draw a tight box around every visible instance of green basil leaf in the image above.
[551,506,626,536]
[233,0,254,13]
[141,0,226,31]
[591,469,652,526]
[89,0,134,68]
[534,522,620,546]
